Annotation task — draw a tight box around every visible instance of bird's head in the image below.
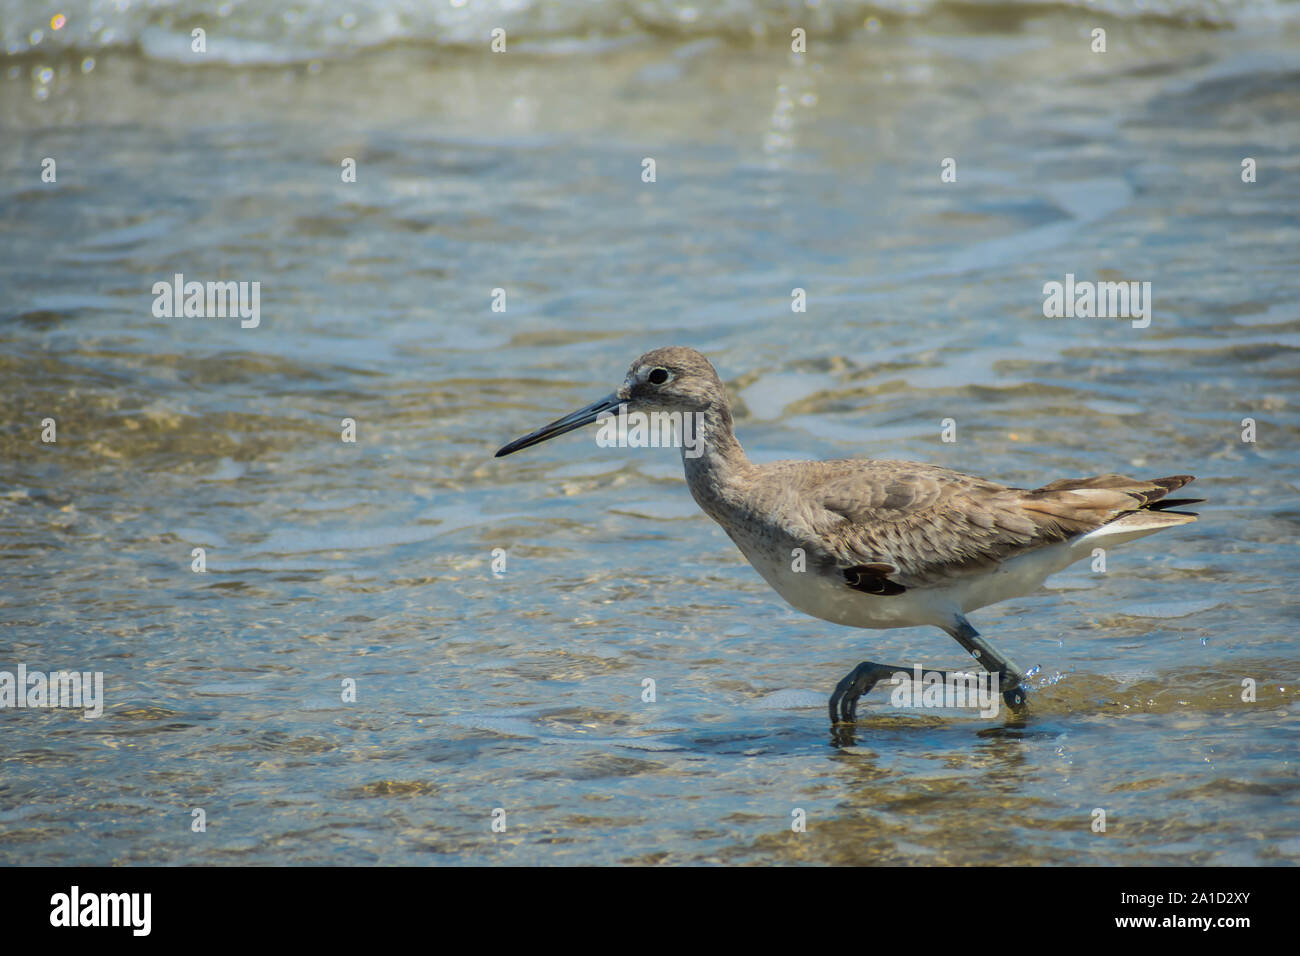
[494,346,726,457]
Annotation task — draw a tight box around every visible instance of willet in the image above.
[495,347,1202,727]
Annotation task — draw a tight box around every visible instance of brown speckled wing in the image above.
[772,460,1194,589]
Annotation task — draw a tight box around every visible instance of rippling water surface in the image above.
[2,1,1298,865]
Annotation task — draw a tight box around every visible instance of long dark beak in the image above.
[495,392,623,458]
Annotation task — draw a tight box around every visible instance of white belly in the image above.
[729,538,962,630]
[729,522,1156,631]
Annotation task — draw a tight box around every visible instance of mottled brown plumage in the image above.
[618,347,1199,592]
[726,459,1196,590]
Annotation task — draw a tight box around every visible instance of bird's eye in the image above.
[647,367,671,386]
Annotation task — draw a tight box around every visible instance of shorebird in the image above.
[495,347,1201,727]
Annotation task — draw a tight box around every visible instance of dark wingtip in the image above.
[1149,497,1204,509]
[843,564,907,596]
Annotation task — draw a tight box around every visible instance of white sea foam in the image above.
[4,0,1296,64]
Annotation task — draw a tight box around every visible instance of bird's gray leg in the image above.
[942,615,1028,711]
[829,662,894,724]
[829,660,981,724]
[829,616,1029,726]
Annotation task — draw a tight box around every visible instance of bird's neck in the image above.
[681,401,752,513]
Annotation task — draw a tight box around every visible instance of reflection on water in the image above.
[1,9,1298,864]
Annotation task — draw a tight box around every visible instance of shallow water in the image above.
[1,2,1298,865]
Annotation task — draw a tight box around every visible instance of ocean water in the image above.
[1,0,1298,865]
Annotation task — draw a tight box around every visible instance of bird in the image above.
[494,346,1201,729]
